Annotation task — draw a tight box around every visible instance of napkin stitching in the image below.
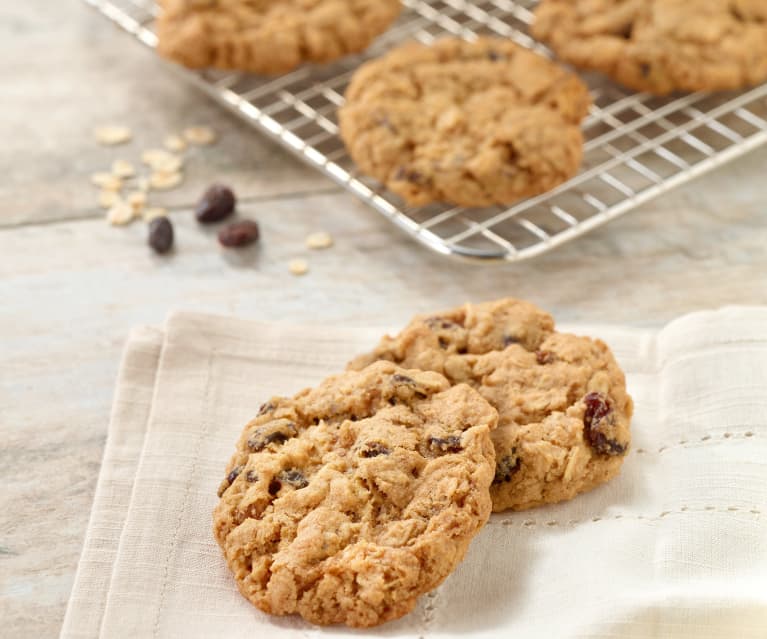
[152,351,214,639]
[634,430,758,455]
[487,505,762,528]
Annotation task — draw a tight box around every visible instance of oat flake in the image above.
[305,231,334,250]
[91,172,122,191]
[288,258,309,276]
[95,125,132,146]
[149,171,183,190]
[183,126,217,145]
[163,134,187,153]
[107,201,135,226]
[111,159,136,179]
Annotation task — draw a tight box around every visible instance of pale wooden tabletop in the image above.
[2,2,767,638]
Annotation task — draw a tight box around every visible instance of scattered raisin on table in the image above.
[195,183,236,223]
[218,220,260,248]
[148,216,174,254]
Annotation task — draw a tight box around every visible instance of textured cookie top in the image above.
[156,0,401,75]
[350,299,633,512]
[214,361,497,627]
[338,38,591,207]
[533,0,767,94]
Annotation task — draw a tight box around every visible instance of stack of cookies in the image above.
[213,298,634,627]
[155,0,767,209]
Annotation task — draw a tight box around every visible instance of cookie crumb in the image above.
[288,258,309,276]
[94,125,132,146]
[107,200,135,226]
[183,126,217,145]
[305,231,334,250]
[91,172,122,191]
[149,171,183,190]
[163,134,187,152]
[111,159,136,179]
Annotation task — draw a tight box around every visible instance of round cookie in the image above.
[214,361,498,627]
[156,0,402,75]
[532,0,767,95]
[338,37,592,207]
[349,299,633,513]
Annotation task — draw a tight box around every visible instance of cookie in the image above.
[338,37,591,207]
[214,361,497,627]
[349,299,633,512]
[156,0,401,75]
[532,0,767,95]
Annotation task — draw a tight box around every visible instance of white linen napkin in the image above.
[61,308,767,639]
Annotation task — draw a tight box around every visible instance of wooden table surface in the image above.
[2,2,767,637]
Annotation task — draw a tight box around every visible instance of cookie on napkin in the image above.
[349,298,633,512]
[213,361,498,627]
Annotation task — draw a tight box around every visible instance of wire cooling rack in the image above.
[84,0,767,263]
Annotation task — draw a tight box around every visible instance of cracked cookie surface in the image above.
[533,0,767,95]
[349,299,633,512]
[213,361,497,627]
[338,37,591,207]
[156,0,401,75]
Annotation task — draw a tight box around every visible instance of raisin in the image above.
[257,402,275,416]
[394,167,426,184]
[195,183,236,223]
[268,479,281,495]
[217,465,243,497]
[218,220,260,248]
[148,217,174,254]
[245,470,259,483]
[359,441,391,458]
[391,374,415,385]
[428,435,463,454]
[438,337,449,349]
[583,392,626,456]
[425,317,460,330]
[227,465,243,485]
[536,350,554,365]
[278,469,308,489]
[493,453,521,484]
[247,420,297,452]
[503,335,520,347]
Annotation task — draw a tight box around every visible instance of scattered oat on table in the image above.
[163,134,187,153]
[106,201,135,226]
[98,190,120,209]
[94,125,132,146]
[111,159,136,179]
[288,258,309,276]
[305,231,334,250]
[91,172,122,191]
[149,171,183,190]
[141,149,183,173]
[183,126,217,145]
[126,191,147,212]
[142,206,168,222]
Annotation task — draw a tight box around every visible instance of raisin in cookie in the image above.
[214,361,497,627]
[156,0,401,75]
[349,299,633,512]
[533,0,767,95]
[338,37,591,207]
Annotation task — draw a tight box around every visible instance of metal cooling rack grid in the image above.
[84,0,767,262]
